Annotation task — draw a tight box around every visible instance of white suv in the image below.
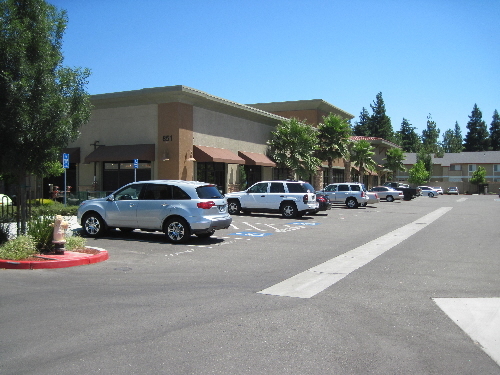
[225,180,319,218]
[320,182,369,208]
[77,180,232,243]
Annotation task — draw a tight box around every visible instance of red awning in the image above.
[193,145,244,164]
[238,151,276,167]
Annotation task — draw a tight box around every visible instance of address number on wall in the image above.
[163,135,173,142]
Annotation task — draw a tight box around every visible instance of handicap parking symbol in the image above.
[229,231,272,237]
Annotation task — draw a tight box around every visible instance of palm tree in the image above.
[383,147,406,181]
[316,114,352,184]
[351,140,377,187]
[268,118,321,179]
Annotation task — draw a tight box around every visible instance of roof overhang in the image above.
[238,151,276,167]
[193,145,244,164]
[84,144,155,163]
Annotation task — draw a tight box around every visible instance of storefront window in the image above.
[103,161,151,192]
[197,162,225,194]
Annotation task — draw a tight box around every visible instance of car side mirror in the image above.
[106,195,114,202]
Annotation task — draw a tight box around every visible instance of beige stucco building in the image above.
[45,85,355,198]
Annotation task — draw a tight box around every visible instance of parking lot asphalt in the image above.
[1,195,499,375]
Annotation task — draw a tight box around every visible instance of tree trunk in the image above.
[344,160,351,182]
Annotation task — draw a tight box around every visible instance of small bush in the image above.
[65,235,87,251]
[27,215,54,253]
[0,222,10,245]
[29,199,55,207]
[0,235,37,260]
[30,202,78,218]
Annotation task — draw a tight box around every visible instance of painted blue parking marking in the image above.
[229,232,273,237]
[289,222,320,226]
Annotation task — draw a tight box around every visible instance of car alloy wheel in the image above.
[82,213,105,237]
[164,217,191,243]
[227,200,241,215]
[428,192,434,197]
[346,198,358,209]
[386,195,394,202]
[281,203,298,218]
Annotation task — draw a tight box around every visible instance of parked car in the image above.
[369,186,404,202]
[319,182,369,208]
[383,182,420,200]
[77,180,232,243]
[0,194,13,206]
[418,186,440,197]
[225,180,319,218]
[314,192,332,212]
[446,187,459,195]
[362,191,379,206]
[433,186,444,195]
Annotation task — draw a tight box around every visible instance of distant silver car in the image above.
[77,180,232,243]
[362,191,379,206]
[418,186,440,197]
[433,186,444,195]
[368,186,404,202]
[446,187,459,195]
[320,182,370,209]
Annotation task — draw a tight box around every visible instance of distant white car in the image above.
[369,186,404,202]
[433,186,444,195]
[418,186,440,197]
[0,194,13,206]
[362,191,379,206]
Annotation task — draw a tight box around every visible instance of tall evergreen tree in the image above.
[489,109,500,151]
[367,92,393,141]
[397,118,421,152]
[463,104,489,151]
[421,114,440,154]
[441,121,463,153]
[352,107,370,136]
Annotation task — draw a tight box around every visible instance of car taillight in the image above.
[361,191,365,197]
[317,196,326,202]
[375,193,378,199]
[197,201,216,209]
[303,194,309,203]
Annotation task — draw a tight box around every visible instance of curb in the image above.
[0,247,108,270]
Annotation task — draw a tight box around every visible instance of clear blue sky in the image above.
[50,0,499,137]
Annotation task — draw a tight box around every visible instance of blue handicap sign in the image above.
[289,222,320,226]
[62,153,69,169]
[133,159,139,168]
[229,231,272,237]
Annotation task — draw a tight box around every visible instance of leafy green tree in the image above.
[421,114,441,154]
[0,0,92,233]
[351,140,377,187]
[383,147,406,180]
[367,92,394,141]
[397,118,421,152]
[352,107,370,136]
[441,121,464,153]
[463,104,489,151]
[268,117,321,180]
[316,114,352,184]
[408,160,430,186]
[469,166,486,193]
[489,110,500,151]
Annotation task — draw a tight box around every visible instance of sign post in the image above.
[133,159,138,182]
[63,153,69,205]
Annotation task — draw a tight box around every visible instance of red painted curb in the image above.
[0,249,109,270]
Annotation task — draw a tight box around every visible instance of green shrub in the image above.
[0,235,37,260]
[29,199,55,207]
[65,235,87,250]
[30,202,78,218]
[27,215,54,253]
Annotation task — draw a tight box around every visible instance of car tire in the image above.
[227,199,241,215]
[164,217,191,243]
[428,192,434,197]
[346,198,358,209]
[280,202,298,218]
[82,212,106,237]
[386,195,394,202]
[195,229,215,239]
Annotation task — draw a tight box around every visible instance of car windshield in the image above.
[196,185,224,199]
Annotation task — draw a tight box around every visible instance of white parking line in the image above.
[434,298,500,366]
[258,207,453,298]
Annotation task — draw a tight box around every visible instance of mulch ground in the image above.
[11,248,102,262]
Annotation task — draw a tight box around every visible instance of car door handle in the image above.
[162,203,169,207]
[260,195,265,197]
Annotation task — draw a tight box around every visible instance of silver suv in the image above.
[77,180,232,243]
[320,182,369,208]
[225,180,319,218]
